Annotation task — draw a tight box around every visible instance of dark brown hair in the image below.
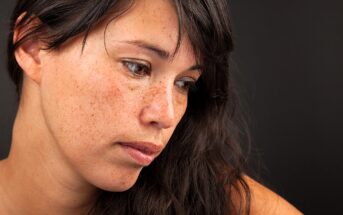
[7,0,251,214]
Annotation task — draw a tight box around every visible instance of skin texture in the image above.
[0,0,199,214]
[0,0,302,214]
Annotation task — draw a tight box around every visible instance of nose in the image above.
[139,83,176,129]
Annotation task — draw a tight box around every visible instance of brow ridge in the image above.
[120,40,170,59]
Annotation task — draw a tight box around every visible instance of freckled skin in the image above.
[38,0,199,192]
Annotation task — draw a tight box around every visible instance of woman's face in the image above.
[38,0,200,191]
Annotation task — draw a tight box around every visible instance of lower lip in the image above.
[120,144,155,166]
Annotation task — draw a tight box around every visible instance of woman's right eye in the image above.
[122,60,151,77]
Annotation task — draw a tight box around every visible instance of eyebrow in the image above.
[119,40,170,59]
[118,39,203,73]
[188,64,203,72]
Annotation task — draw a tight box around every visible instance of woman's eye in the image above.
[122,60,150,77]
[175,77,197,92]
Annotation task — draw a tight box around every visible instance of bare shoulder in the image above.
[244,176,303,215]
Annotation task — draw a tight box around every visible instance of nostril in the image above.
[150,121,159,127]
[150,117,173,129]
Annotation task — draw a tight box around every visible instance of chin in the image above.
[101,180,138,192]
[91,168,142,192]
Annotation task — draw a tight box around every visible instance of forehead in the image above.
[102,0,196,62]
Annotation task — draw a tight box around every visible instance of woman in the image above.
[0,0,302,214]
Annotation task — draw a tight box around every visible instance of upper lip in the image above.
[118,141,163,155]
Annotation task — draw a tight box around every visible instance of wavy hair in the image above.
[7,0,251,214]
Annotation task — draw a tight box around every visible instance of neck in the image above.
[0,84,99,215]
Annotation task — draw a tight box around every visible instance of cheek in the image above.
[175,94,188,117]
[40,57,126,156]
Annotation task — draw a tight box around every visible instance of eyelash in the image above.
[122,60,151,77]
[175,77,197,92]
[121,59,197,92]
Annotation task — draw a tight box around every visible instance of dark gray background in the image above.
[1,1,342,214]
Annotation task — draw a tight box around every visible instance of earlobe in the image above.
[13,15,43,85]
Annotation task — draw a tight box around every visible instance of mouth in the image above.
[118,141,163,166]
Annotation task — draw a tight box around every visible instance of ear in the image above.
[13,14,44,85]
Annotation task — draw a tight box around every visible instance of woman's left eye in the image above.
[122,60,151,77]
[175,77,197,92]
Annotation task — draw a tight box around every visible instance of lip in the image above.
[118,141,163,166]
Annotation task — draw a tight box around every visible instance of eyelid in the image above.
[121,58,152,77]
[175,76,198,92]
[179,73,200,83]
[121,58,151,68]
[181,76,197,82]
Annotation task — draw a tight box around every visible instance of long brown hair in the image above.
[7,0,251,214]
